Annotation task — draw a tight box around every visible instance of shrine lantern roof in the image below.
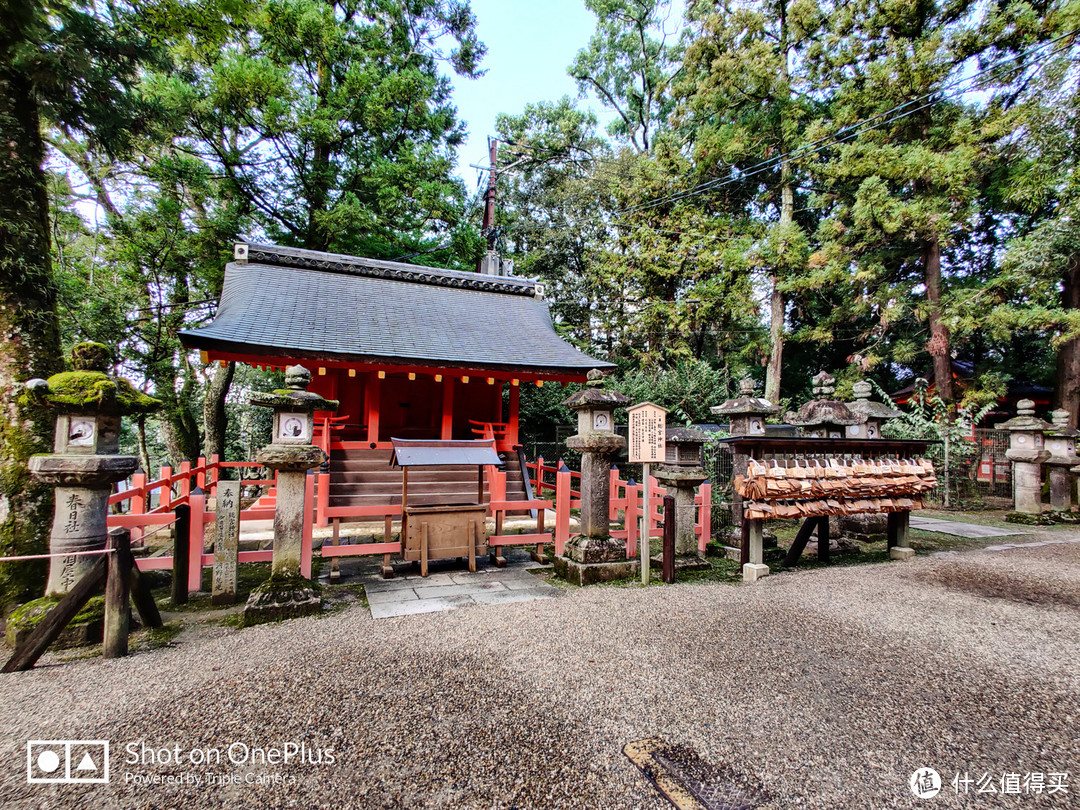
[179,243,614,379]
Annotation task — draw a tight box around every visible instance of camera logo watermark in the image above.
[27,740,109,784]
[910,767,942,799]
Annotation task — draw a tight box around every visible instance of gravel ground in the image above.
[1,540,1078,810]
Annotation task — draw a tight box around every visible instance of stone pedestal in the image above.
[996,400,1051,521]
[742,520,769,582]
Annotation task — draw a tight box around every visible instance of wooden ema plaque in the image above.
[627,402,667,464]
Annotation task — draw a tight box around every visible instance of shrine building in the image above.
[179,243,612,509]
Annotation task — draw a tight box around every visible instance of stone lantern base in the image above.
[554,536,639,585]
[242,574,322,626]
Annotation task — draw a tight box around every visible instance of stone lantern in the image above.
[996,399,1051,517]
[846,380,901,439]
[711,378,779,549]
[554,370,634,585]
[245,365,338,623]
[1044,409,1078,515]
[23,342,160,597]
[653,426,709,567]
[785,371,866,438]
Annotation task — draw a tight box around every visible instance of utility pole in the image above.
[481,136,498,245]
[477,137,500,275]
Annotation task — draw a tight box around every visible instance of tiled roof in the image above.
[179,244,612,375]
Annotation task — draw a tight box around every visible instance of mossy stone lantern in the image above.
[996,399,1052,516]
[244,365,338,624]
[23,342,160,597]
[785,371,866,438]
[1044,409,1079,514]
[846,380,901,439]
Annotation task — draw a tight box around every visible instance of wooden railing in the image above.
[106,451,713,596]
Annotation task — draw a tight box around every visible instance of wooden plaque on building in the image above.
[627,402,667,464]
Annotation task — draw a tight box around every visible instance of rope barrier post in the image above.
[172,503,190,605]
[662,495,675,584]
[104,528,132,659]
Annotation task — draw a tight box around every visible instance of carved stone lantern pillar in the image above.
[996,399,1051,517]
[244,365,338,623]
[785,371,866,438]
[554,370,635,585]
[23,342,160,597]
[653,427,709,565]
[1044,409,1078,514]
[710,378,778,548]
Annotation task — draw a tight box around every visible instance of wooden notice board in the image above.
[627,402,667,464]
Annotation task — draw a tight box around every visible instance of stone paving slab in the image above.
[909,516,1030,538]
[364,565,560,619]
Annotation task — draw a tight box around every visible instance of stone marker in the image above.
[554,370,636,585]
[243,366,338,624]
[212,480,241,605]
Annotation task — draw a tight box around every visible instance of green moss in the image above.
[5,595,105,648]
[25,370,160,415]
[70,342,111,371]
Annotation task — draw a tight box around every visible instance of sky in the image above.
[447,0,610,189]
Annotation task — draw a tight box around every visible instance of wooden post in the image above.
[554,466,571,556]
[301,472,315,579]
[158,465,172,511]
[178,460,191,498]
[172,503,190,605]
[441,377,454,440]
[316,471,330,527]
[535,456,544,495]
[382,513,394,579]
[104,528,132,659]
[188,488,206,593]
[420,522,429,577]
[609,467,621,521]
[740,518,750,567]
[366,373,381,444]
[641,462,651,585]
[625,482,639,558]
[468,519,477,573]
[698,481,711,554]
[330,519,341,583]
[533,507,547,563]
[130,470,146,545]
[816,514,831,563]
[129,565,162,629]
[508,383,520,446]
[782,516,821,568]
[2,555,108,673]
[208,453,220,492]
[195,456,207,490]
[662,495,675,584]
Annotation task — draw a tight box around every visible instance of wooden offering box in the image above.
[390,438,504,576]
[403,504,488,566]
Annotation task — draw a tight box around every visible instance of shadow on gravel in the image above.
[911,564,1080,609]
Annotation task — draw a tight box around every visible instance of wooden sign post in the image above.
[627,402,666,585]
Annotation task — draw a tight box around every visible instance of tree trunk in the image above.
[923,237,955,404]
[0,65,64,607]
[202,360,235,460]
[1054,256,1080,428]
[764,1,791,404]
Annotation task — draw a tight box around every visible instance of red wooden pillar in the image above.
[316,472,330,527]
[625,482,639,558]
[508,382,520,447]
[441,377,454,440]
[178,461,192,499]
[130,471,146,544]
[366,372,381,445]
[195,457,206,490]
[158,466,172,511]
[301,473,315,579]
[188,488,206,593]
[554,466,571,556]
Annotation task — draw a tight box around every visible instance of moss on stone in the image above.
[26,370,160,415]
[5,594,105,649]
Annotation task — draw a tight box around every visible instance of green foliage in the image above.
[609,358,731,423]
